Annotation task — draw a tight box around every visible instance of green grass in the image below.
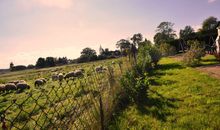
[109,57,220,130]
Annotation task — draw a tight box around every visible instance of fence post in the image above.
[99,95,104,130]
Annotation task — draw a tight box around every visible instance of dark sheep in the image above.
[16,83,30,90]
[5,83,17,91]
[64,71,75,79]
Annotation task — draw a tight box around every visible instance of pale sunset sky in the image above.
[0,0,220,69]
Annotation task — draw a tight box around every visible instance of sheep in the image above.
[74,69,84,77]
[16,83,30,90]
[58,73,64,81]
[8,80,19,85]
[64,69,84,80]
[35,78,46,87]
[5,83,17,91]
[95,66,107,73]
[52,72,59,81]
[0,84,5,92]
[64,71,75,79]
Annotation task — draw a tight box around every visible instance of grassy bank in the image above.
[109,57,220,130]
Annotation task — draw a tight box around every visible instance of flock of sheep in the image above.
[0,65,110,93]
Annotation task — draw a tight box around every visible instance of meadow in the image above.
[109,55,220,130]
[0,58,130,129]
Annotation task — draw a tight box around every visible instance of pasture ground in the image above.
[109,56,220,130]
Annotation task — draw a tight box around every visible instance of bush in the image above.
[137,44,162,71]
[120,66,149,103]
[182,40,205,66]
[159,43,176,56]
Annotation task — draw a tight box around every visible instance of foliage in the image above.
[78,47,98,63]
[109,57,220,129]
[131,33,143,48]
[116,39,131,56]
[154,22,177,46]
[120,66,149,103]
[159,43,176,56]
[179,25,195,40]
[201,16,218,31]
[182,40,205,66]
[137,44,162,70]
[36,57,46,68]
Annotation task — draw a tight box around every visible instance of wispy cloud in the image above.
[208,0,217,3]
[19,0,73,9]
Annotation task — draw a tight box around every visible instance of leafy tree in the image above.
[154,22,176,45]
[36,57,46,68]
[116,39,131,55]
[179,25,195,40]
[9,62,14,70]
[201,16,218,31]
[131,33,143,47]
[78,47,97,62]
[45,57,56,67]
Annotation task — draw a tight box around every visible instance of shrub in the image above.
[182,40,205,66]
[137,44,162,71]
[120,66,149,103]
[159,43,176,56]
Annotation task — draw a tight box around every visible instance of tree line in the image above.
[9,16,220,71]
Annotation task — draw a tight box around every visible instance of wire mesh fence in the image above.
[0,60,131,130]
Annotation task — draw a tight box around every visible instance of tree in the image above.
[78,47,97,62]
[116,39,131,55]
[201,16,218,31]
[154,22,176,45]
[36,57,46,68]
[131,33,143,47]
[9,62,14,70]
[45,57,56,67]
[179,25,195,40]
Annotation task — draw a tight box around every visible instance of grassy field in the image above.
[109,56,220,130]
[0,58,129,129]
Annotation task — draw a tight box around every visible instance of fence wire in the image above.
[0,60,130,130]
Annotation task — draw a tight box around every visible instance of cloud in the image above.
[208,0,217,3]
[19,0,73,9]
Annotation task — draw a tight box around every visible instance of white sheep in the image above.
[52,72,59,81]
[35,78,46,87]
[58,73,64,81]
[0,84,5,92]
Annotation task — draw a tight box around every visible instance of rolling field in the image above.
[0,58,130,129]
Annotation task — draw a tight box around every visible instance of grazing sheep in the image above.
[8,80,19,85]
[95,66,107,73]
[16,83,30,90]
[52,72,59,81]
[64,69,84,80]
[58,73,64,81]
[35,78,46,87]
[19,80,26,83]
[0,84,5,92]
[5,83,17,91]
[64,71,75,79]
[74,69,84,77]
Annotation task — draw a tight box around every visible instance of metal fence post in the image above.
[99,95,104,130]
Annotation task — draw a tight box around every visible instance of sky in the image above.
[0,0,220,69]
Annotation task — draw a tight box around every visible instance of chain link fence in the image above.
[0,60,131,130]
